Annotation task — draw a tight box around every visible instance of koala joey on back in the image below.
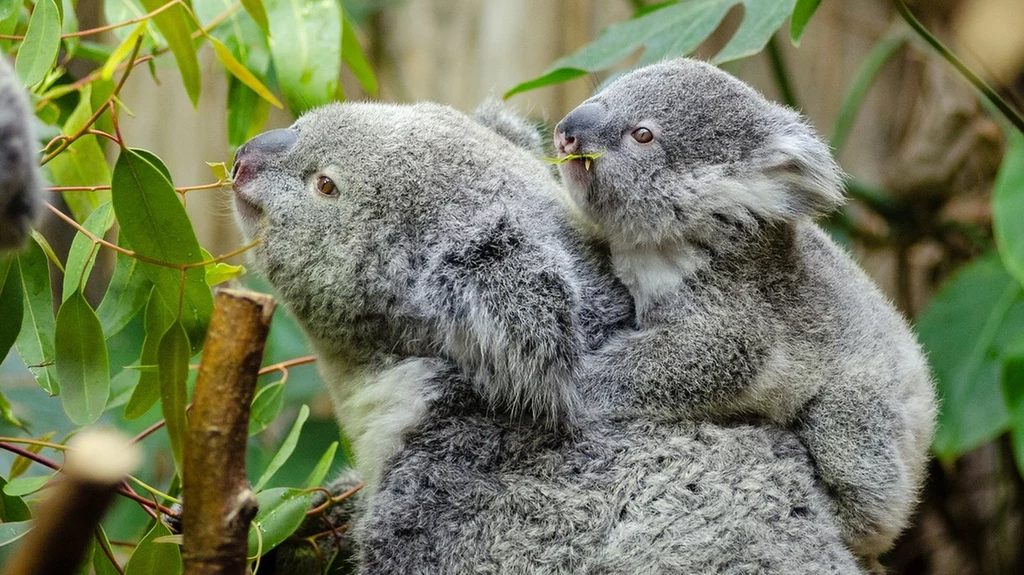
[553,58,937,558]
[232,102,866,573]
[0,57,43,251]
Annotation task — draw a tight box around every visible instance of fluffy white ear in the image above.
[756,117,846,219]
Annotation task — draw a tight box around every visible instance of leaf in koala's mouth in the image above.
[540,151,605,171]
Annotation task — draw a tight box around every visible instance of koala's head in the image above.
[554,58,844,248]
[232,102,630,421]
[0,58,43,251]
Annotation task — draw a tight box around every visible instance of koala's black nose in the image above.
[555,103,606,141]
[233,129,297,178]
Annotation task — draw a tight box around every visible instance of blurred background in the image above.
[5,0,1024,572]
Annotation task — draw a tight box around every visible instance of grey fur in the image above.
[554,58,937,558]
[0,57,43,251]
[234,101,865,573]
[473,98,546,156]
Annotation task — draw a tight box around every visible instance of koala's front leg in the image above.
[592,307,772,417]
[795,385,912,559]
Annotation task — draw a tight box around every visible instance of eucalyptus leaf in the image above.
[248,381,285,436]
[97,235,153,338]
[247,487,314,556]
[158,321,190,476]
[789,0,822,45]
[303,440,338,488]
[254,404,310,491]
[111,148,213,353]
[62,202,116,302]
[14,0,61,87]
[124,521,181,575]
[0,257,23,361]
[1002,334,1024,476]
[138,0,201,105]
[265,0,341,113]
[0,520,32,548]
[342,14,377,95]
[124,287,174,419]
[46,84,113,222]
[0,477,31,522]
[506,0,798,98]
[209,36,283,108]
[14,238,59,395]
[917,255,1024,459]
[56,290,110,425]
[3,472,56,497]
[993,131,1024,287]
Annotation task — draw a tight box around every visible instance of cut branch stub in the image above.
[1,428,141,575]
[182,288,276,575]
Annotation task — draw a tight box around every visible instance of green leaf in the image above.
[247,487,313,556]
[210,36,283,108]
[789,0,822,45]
[111,148,213,353]
[124,521,181,575]
[0,392,24,429]
[0,257,24,361]
[227,75,272,148]
[138,0,201,106]
[14,238,59,395]
[1002,334,1024,476]
[266,0,342,113]
[0,477,32,522]
[46,84,113,222]
[62,202,116,302]
[506,0,798,97]
[342,15,377,95]
[92,526,121,575]
[158,321,190,476]
[254,404,309,491]
[241,0,269,35]
[993,131,1024,287]
[96,235,153,337]
[303,440,338,488]
[56,290,110,425]
[917,254,1024,459]
[14,0,61,87]
[3,472,56,496]
[248,381,285,436]
[101,20,147,80]
[124,287,174,419]
[0,521,32,548]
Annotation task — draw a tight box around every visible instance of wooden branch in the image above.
[2,429,141,575]
[182,289,276,575]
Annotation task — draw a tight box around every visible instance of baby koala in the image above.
[553,58,936,559]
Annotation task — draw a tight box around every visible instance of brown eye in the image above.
[632,127,654,143]
[316,175,338,197]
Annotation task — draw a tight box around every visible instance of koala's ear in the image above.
[428,211,583,425]
[755,116,846,219]
[473,99,546,156]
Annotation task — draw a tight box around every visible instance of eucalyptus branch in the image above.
[0,0,179,40]
[892,0,1024,133]
[39,38,144,166]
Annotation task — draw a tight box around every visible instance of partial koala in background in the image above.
[232,101,865,573]
[553,58,937,559]
[0,57,42,251]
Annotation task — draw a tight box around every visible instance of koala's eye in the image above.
[315,175,338,197]
[631,127,654,144]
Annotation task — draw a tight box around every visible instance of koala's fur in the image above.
[234,101,865,573]
[554,58,937,558]
[0,57,43,250]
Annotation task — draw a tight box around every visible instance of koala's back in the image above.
[356,371,864,575]
[0,57,42,250]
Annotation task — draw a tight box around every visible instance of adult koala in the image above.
[0,57,43,251]
[232,102,865,573]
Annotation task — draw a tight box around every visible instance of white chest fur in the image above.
[611,241,706,315]
[318,355,442,494]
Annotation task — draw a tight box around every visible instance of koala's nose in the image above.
[554,103,606,154]
[232,129,297,179]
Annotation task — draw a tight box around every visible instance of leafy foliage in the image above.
[1,0,368,570]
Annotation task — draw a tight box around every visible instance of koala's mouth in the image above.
[232,187,264,223]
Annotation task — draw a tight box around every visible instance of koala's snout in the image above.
[232,129,298,181]
[554,103,606,155]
